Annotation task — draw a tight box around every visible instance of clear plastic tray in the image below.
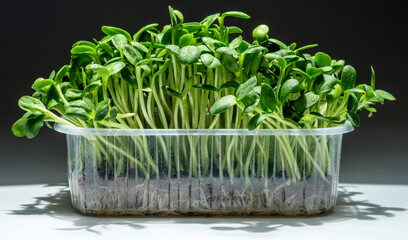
[55,123,353,216]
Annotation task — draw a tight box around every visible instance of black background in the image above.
[0,0,406,185]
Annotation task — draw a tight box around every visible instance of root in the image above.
[73,176,336,216]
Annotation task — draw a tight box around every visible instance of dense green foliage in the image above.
[12,6,395,138]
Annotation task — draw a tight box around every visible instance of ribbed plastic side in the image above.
[66,132,345,216]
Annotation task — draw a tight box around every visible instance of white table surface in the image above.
[1,183,407,239]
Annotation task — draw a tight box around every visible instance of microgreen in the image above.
[12,6,395,183]
[13,6,395,138]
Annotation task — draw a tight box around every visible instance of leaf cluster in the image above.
[12,6,395,138]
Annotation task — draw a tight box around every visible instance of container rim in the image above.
[54,121,354,136]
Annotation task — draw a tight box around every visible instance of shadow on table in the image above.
[8,184,406,234]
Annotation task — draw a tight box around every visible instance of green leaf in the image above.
[327,84,342,101]
[236,76,257,100]
[243,46,266,55]
[173,10,184,24]
[198,45,211,53]
[141,64,152,78]
[71,45,95,55]
[212,28,222,40]
[45,84,60,109]
[99,42,114,56]
[178,46,201,65]
[375,90,395,101]
[181,77,194,99]
[26,115,44,139]
[306,67,324,78]
[267,38,289,50]
[252,24,269,42]
[216,47,238,58]
[294,44,318,52]
[83,80,102,95]
[229,36,242,49]
[179,33,194,47]
[293,92,319,112]
[347,111,360,126]
[273,57,287,70]
[94,99,111,122]
[83,97,95,110]
[168,6,178,26]
[364,85,377,102]
[253,86,261,95]
[68,100,92,113]
[101,26,132,42]
[175,29,189,45]
[228,26,243,34]
[55,65,70,83]
[66,107,92,121]
[219,81,240,90]
[240,91,258,109]
[133,23,159,42]
[202,37,225,52]
[22,112,38,120]
[243,98,259,113]
[182,22,203,32]
[48,70,56,80]
[292,68,311,80]
[220,54,239,72]
[156,48,167,58]
[131,41,149,53]
[315,52,332,68]
[321,66,335,73]
[299,113,316,124]
[283,55,300,65]
[288,42,297,51]
[344,87,366,94]
[347,93,359,112]
[32,78,54,90]
[72,40,97,49]
[104,57,122,66]
[300,112,347,125]
[112,34,128,52]
[120,68,137,88]
[341,65,357,91]
[105,61,126,75]
[165,45,180,55]
[332,60,345,74]
[370,66,376,90]
[221,11,250,19]
[248,113,268,130]
[65,89,83,100]
[12,118,27,137]
[193,84,218,92]
[86,64,110,79]
[200,13,220,26]
[318,75,339,94]
[200,53,221,68]
[18,96,46,115]
[279,79,299,103]
[136,58,163,66]
[210,95,237,114]
[260,83,276,112]
[123,44,142,65]
[153,59,171,77]
[109,106,118,121]
[161,86,182,98]
[373,89,384,104]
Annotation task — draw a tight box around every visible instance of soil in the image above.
[69,171,337,216]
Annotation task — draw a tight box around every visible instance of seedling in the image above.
[12,6,394,215]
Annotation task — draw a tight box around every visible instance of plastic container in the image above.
[55,123,353,216]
